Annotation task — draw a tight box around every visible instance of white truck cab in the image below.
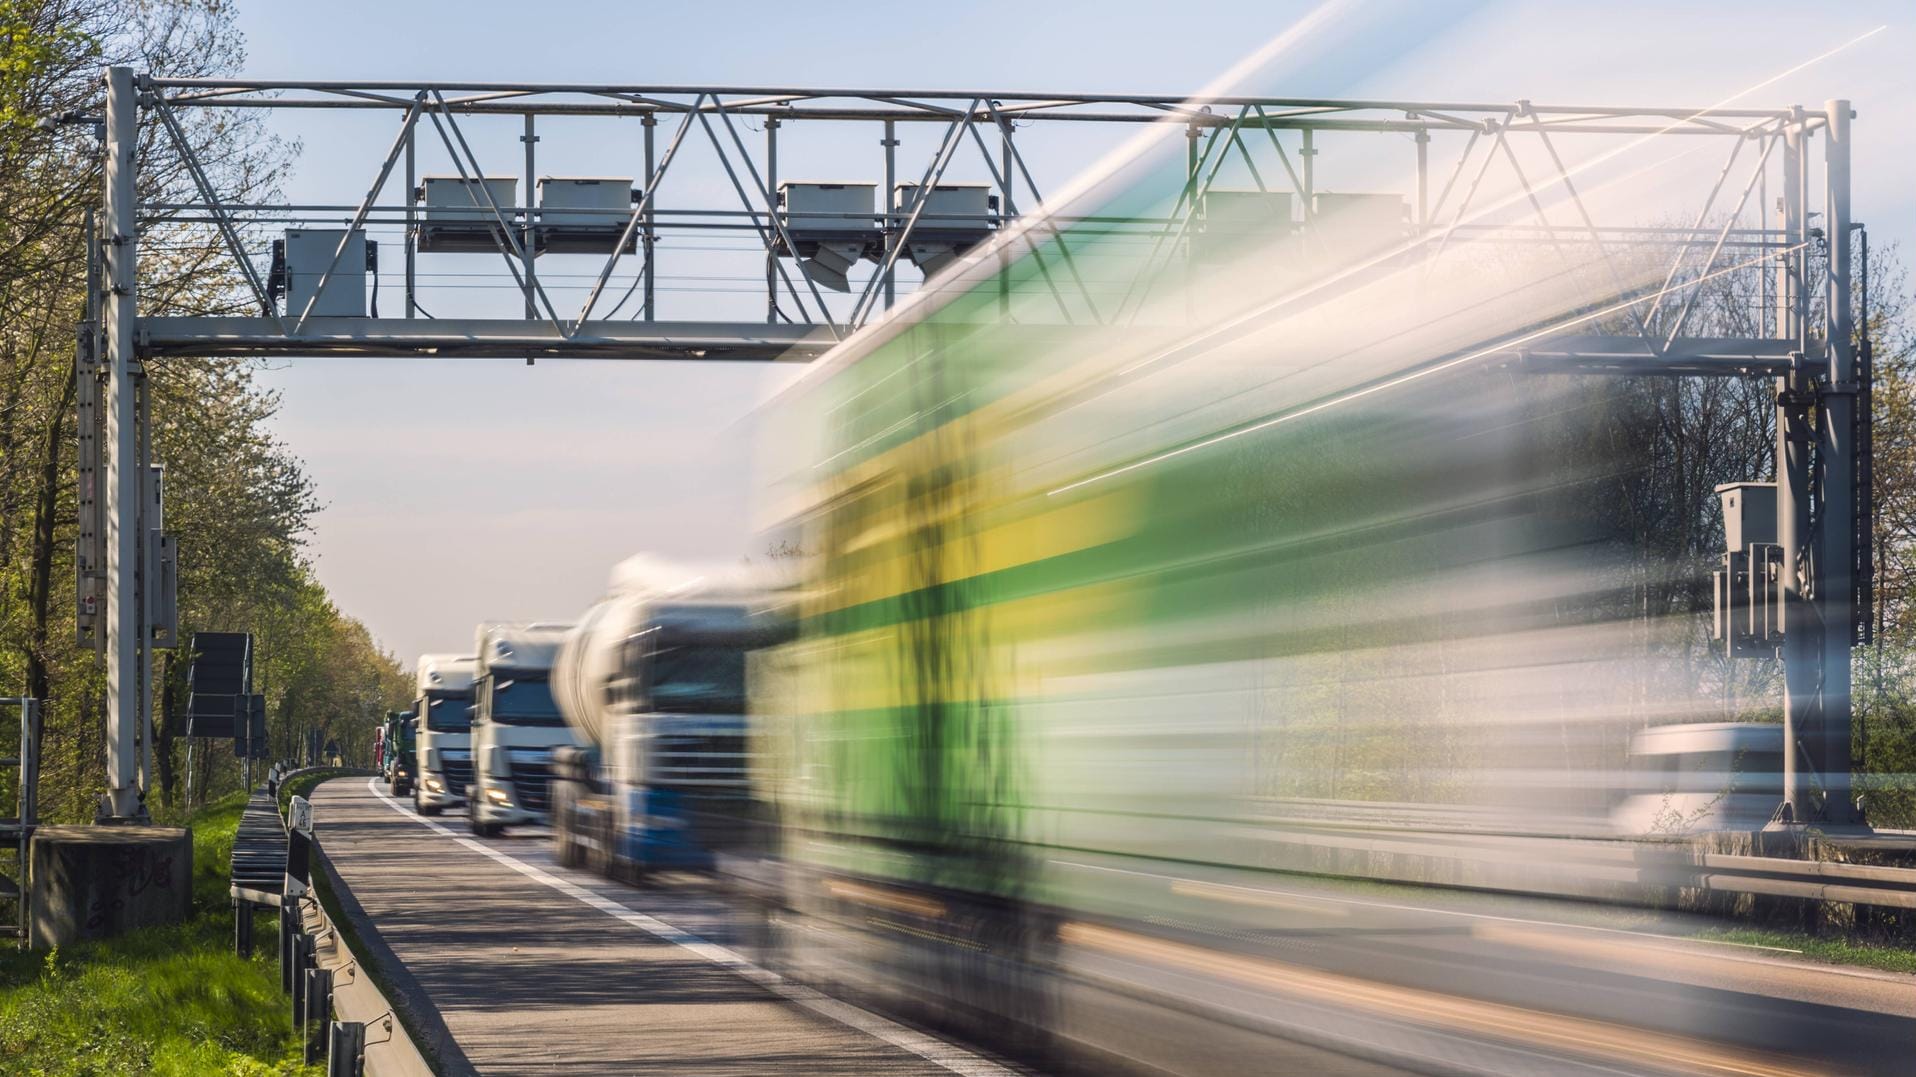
[468,622,576,836]
[413,653,477,816]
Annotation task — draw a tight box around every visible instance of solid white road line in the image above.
[361,778,1014,1077]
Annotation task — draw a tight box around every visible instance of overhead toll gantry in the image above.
[81,70,1860,843]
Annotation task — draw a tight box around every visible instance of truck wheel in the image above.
[420,801,442,817]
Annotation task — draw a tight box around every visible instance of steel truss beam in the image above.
[136,317,830,360]
[144,78,1800,127]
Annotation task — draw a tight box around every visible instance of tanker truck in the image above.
[412,653,478,816]
[467,622,575,837]
[550,558,779,881]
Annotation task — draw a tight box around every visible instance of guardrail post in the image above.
[291,931,314,1027]
[304,965,333,1063]
[279,905,295,993]
[327,1020,366,1077]
[233,896,253,957]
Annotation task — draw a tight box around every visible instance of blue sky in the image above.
[231,0,1915,661]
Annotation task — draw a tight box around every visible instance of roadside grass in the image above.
[0,793,316,1076]
[1694,926,1916,975]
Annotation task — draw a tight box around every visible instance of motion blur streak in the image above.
[1056,921,1827,1077]
[1044,241,1805,498]
[741,8,1913,1075]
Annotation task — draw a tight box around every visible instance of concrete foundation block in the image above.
[29,825,193,950]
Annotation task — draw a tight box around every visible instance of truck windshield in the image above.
[424,695,472,732]
[491,677,563,726]
[650,643,746,714]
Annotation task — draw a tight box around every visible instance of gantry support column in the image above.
[1818,99,1858,825]
[1774,108,1813,826]
[102,65,143,821]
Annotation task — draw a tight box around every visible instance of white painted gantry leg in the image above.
[102,65,143,821]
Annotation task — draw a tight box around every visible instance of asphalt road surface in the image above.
[308,776,1020,1077]
[310,776,1916,1076]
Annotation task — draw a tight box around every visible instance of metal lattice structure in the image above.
[82,69,1862,827]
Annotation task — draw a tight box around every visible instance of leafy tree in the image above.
[0,1,405,821]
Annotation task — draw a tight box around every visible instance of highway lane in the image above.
[310,775,1916,1075]
[307,776,1021,1077]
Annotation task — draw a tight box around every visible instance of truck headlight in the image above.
[485,787,512,807]
[425,776,445,793]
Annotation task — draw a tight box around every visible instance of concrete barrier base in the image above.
[29,825,193,950]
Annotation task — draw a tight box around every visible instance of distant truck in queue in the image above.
[550,558,780,881]
[413,653,479,817]
[467,622,575,837]
[382,710,417,795]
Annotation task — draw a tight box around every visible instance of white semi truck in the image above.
[550,558,777,880]
[412,653,478,816]
[467,622,576,837]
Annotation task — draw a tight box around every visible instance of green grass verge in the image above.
[0,793,318,1076]
[1694,926,1916,975]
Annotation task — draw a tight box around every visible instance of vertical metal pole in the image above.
[1819,99,1858,825]
[1775,109,1812,825]
[1758,154,1768,338]
[102,66,142,821]
[1415,129,1430,232]
[1185,120,1200,197]
[1301,127,1316,230]
[136,373,152,797]
[999,117,1012,318]
[642,114,657,321]
[882,119,897,310]
[523,113,537,320]
[765,117,779,324]
[405,119,416,319]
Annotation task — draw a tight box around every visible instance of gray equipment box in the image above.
[891,182,994,233]
[778,182,880,291]
[282,229,368,318]
[778,182,878,237]
[535,177,638,254]
[1196,189,1296,266]
[1311,192,1408,262]
[1715,482,1778,554]
[419,176,520,253]
[891,183,998,279]
[1201,190,1294,235]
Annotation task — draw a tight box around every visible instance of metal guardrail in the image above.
[249,765,429,1077]
[230,788,290,914]
[1238,802,1916,913]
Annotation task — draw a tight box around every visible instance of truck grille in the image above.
[510,761,552,813]
[441,757,473,792]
